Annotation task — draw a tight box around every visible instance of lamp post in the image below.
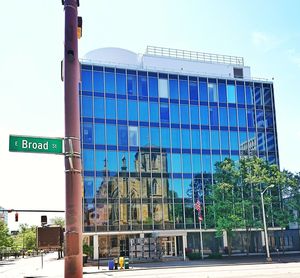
[261,184,275,262]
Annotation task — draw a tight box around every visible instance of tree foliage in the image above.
[0,220,12,250]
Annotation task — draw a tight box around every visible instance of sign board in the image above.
[37,226,63,250]
[9,135,63,154]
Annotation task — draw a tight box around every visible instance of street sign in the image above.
[9,135,63,154]
[37,226,63,250]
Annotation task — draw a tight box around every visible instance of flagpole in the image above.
[199,218,204,260]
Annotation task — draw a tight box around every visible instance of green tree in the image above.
[13,224,37,253]
[50,217,65,227]
[0,220,12,251]
[212,158,243,255]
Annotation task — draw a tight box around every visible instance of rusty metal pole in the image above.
[63,0,82,277]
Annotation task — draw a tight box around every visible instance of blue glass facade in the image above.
[80,63,278,234]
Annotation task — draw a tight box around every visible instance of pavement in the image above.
[1,252,300,277]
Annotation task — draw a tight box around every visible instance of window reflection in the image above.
[227,84,236,103]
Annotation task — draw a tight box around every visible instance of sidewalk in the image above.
[83,253,300,275]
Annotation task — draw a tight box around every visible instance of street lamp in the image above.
[261,184,275,262]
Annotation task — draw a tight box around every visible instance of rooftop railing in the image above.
[146,45,244,66]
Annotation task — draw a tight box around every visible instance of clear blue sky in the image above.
[1,0,299,229]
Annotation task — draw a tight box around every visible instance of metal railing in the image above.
[146,46,244,66]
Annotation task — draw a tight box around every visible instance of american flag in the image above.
[194,199,201,212]
[195,199,203,222]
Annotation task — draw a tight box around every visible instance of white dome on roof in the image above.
[83,47,140,67]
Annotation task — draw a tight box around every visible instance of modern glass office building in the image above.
[80,46,279,259]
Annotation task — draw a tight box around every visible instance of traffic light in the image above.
[15,212,18,222]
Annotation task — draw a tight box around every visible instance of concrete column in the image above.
[261,230,265,246]
[223,230,228,248]
[182,235,187,261]
[174,236,177,256]
[93,235,99,260]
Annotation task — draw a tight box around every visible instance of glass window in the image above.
[256,110,265,128]
[212,155,221,172]
[82,70,92,91]
[179,79,188,100]
[181,129,191,149]
[129,151,138,172]
[105,71,115,93]
[116,73,126,95]
[128,100,138,121]
[127,74,137,96]
[257,132,266,152]
[171,128,181,148]
[220,130,229,150]
[227,84,236,103]
[247,109,255,127]
[139,101,149,122]
[93,71,104,93]
[246,85,253,105]
[161,128,170,148]
[182,154,191,173]
[199,81,208,102]
[190,105,199,125]
[150,102,159,122]
[138,75,148,97]
[229,107,237,127]
[237,84,245,104]
[173,179,183,199]
[265,111,274,128]
[82,123,93,144]
[191,129,200,149]
[118,125,128,146]
[84,177,94,199]
[202,154,211,173]
[255,85,263,105]
[266,132,275,152]
[117,99,127,120]
[106,98,116,119]
[201,129,210,149]
[150,127,160,147]
[219,107,228,126]
[158,78,168,98]
[129,126,138,146]
[106,124,117,145]
[264,87,272,106]
[170,103,180,123]
[95,123,105,145]
[229,131,239,151]
[172,153,182,173]
[149,76,158,97]
[82,96,93,117]
[94,97,104,118]
[238,108,247,127]
[200,106,209,125]
[160,103,169,123]
[118,152,129,172]
[83,149,94,171]
[169,79,178,99]
[189,81,198,101]
[192,154,201,174]
[209,107,219,126]
[218,82,227,103]
[211,130,220,150]
[95,150,105,171]
[239,131,247,147]
[208,83,218,102]
[140,127,149,147]
[180,105,189,124]
[107,151,118,171]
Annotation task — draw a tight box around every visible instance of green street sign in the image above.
[9,135,63,154]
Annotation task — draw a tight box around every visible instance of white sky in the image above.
[1,0,300,230]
